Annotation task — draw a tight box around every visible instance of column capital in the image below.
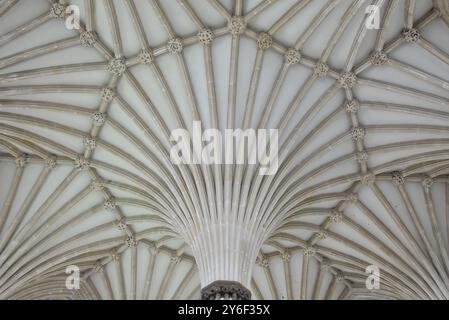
[201,280,251,300]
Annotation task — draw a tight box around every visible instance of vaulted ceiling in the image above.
[0,0,449,300]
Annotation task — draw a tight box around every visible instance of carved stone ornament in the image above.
[198,29,214,45]
[201,280,251,300]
